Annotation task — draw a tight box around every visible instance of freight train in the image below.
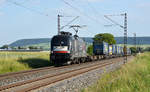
[93,42,131,57]
[50,31,131,66]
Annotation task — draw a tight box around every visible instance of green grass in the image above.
[0,51,51,74]
[82,52,150,92]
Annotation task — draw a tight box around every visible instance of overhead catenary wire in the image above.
[6,0,55,19]
[85,0,105,21]
[60,16,79,30]
[71,0,111,25]
[9,0,99,36]
[19,0,32,4]
[2,0,97,37]
[104,15,124,28]
[60,0,104,25]
[87,0,115,25]
[60,0,104,36]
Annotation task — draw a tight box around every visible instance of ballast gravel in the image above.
[33,57,133,92]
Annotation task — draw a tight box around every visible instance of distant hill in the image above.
[83,37,150,45]
[115,37,150,45]
[9,37,150,48]
[9,38,51,47]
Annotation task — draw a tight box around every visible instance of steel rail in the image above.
[0,56,111,80]
[0,59,110,91]
[1,58,122,92]
[17,61,115,92]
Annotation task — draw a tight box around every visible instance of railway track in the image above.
[0,57,115,87]
[0,65,65,86]
[0,57,126,92]
[0,61,98,86]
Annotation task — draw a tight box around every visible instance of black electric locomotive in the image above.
[50,31,87,65]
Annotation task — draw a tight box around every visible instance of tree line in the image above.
[0,45,43,50]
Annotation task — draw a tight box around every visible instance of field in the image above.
[25,43,50,50]
[82,52,150,92]
[0,51,51,74]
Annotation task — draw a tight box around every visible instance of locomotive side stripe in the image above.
[53,51,69,53]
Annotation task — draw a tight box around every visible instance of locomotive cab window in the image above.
[51,36,70,50]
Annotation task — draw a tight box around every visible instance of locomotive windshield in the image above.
[51,35,70,49]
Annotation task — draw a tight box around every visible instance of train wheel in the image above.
[74,58,78,64]
[78,58,81,64]
[82,58,86,63]
[75,58,80,64]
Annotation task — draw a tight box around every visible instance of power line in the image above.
[104,13,128,63]
[60,16,79,30]
[61,0,103,35]
[86,0,105,21]
[104,15,124,28]
[19,0,32,4]
[6,0,55,19]
[71,0,111,25]
[60,0,104,25]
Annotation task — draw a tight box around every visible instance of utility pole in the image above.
[58,14,61,35]
[134,33,136,49]
[104,13,128,63]
[138,40,141,53]
[124,13,127,62]
[57,14,79,35]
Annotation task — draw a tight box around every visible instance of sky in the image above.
[0,0,149,46]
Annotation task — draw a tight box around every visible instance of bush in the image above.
[130,47,137,53]
[87,45,93,55]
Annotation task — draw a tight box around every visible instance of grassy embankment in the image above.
[0,51,51,74]
[82,52,150,92]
